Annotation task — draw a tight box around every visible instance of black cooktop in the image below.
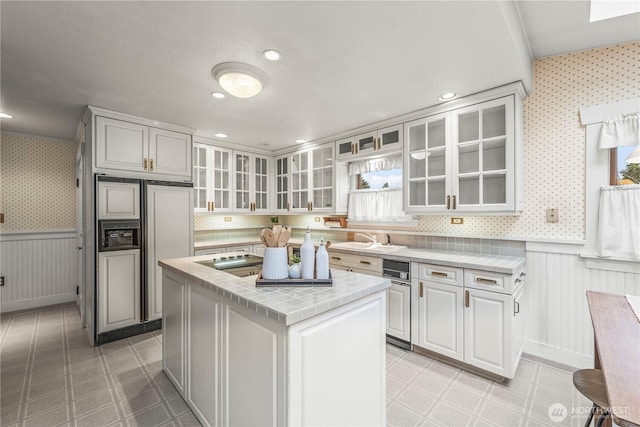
[197,253,263,271]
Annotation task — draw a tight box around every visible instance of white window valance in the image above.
[348,154,402,176]
[598,113,640,149]
[347,188,410,222]
[595,184,640,261]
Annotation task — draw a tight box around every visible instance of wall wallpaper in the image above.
[0,132,77,231]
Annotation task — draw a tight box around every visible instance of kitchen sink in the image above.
[330,241,406,252]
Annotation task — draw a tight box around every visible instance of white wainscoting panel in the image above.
[0,231,77,313]
[524,247,640,368]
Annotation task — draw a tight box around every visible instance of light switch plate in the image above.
[546,208,559,223]
[315,217,321,222]
[451,217,464,225]
[224,217,232,222]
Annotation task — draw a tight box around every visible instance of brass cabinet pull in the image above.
[447,195,450,209]
[144,158,148,170]
[150,159,154,171]
[359,260,371,265]
[419,282,424,297]
[431,271,448,278]
[452,195,456,209]
[207,201,215,211]
[476,277,498,285]
[465,290,469,307]
[331,256,341,261]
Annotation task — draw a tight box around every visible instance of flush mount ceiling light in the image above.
[262,49,281,61]
[210,92,225,99]
[211,62,268,98]
[214,133,228,138]
[0,112,14,119]
[438,92,458,101]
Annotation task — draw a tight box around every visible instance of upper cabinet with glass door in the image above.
[335,124,403,160]
[233,151,271,213]
[192,143,232,213]
[404,90,523,214]
[282,142,335,213]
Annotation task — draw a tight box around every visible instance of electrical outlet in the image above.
[347,232,355,241]
[451,217,464,225]
[224,217,232,222]
[315,217,321,222]
[546,208,559,223]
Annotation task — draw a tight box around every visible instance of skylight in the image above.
[590,0,640,22]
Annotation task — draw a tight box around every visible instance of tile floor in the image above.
[1,303,593,427]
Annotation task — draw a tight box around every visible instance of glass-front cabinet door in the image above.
[275,156,289,211]
[335,137,355,160]
[211,146,232,212]
[193,145,209,212]
[253,155,270,212]
[404,113,450,213]
[290,150,310,211]
[452,96,514,212]
[377,124,403,152]
[234,152,251,211]
[311,143,334,211]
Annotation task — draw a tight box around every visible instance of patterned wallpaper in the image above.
[0,132,77,231]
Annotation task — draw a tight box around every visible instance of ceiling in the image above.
[1,1,638,151]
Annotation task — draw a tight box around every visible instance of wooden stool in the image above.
[573,369,610,427]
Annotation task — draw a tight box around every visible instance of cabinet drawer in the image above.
[328,252,382,274]
[464,269,524,294]
[417,263,463,287]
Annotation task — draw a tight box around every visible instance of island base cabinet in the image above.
[287,292,387,426]
[162,274,185,394]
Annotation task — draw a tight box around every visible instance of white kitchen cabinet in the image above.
[234,151,271,213]
[97,180,140,220]
[336,124,403,160]
[146,184,194,321]
[288,142,335,212]
[274,155,290,212]
[404,92,523,214]
[95,116,191,180]
[387,282,411,343]
[162,273,185,395]
[328,251,382,275]
[193,143,232,213]
[416,279,464,361]
[97,249,140,333]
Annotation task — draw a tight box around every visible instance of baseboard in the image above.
[523,339,594,370]
[0,293,76,314]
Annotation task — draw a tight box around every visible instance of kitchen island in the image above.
[159,254,391,427]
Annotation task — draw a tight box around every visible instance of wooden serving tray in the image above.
[256,270,333,287]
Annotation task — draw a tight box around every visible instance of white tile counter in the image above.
[159,253,391,326]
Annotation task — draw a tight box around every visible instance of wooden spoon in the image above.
[278,229,290,247]
[259,228,268,246]
[263,229,276,247]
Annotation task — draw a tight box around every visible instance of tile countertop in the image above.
[195,238,526,275]
[159,254,391,326]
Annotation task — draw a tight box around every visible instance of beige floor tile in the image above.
[71,376,110,400]
[0,389,23,409]
[528,400,572,427]
[114,375,153,400]
[535,371,574,395]
[410,372,449,398]
[453,371,492,397]
[0,404,21,426]
[422,360,460,383]
[531,384,574,408]
[22,404,69,427]
[119,388,161,417]
[166,395,190,417]
[395,386,436,415]
[70,365,107,385]
[387,401,423,427]
[479,401,524,427]
[397,352,432,371]
[26,375,67,400]
[74,404,121,427]
[428,401,473,426]
[125,404,171,427]
[387,376,406,399]
[73,389,115,417]
[488,385,529,414]
[442,385,484,414]
[110,366,147,385]
[156,380,180,400]
[388,362,421,383]
[0,376,26,395]
[493,377,534,397]
[177,411,202,427]
[24,389,68,418]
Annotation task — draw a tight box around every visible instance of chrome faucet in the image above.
[356,232,377,244]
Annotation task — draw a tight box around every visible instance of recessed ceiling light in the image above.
[0,112,14,119]
[215,133,228,138]
[211,92,225,99]
[438,92,458,101]
[262,49,281,61]
[296,139,307,144]
[211,62,268,98]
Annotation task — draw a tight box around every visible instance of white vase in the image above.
[262,247,289,279]
[288,263,302,279]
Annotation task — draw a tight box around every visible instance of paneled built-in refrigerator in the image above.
[93,176,193,344]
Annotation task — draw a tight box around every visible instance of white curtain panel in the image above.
[347,188,409,222]
[598,113,640,149]
[595,184,640,260]
[348,154,403,176]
